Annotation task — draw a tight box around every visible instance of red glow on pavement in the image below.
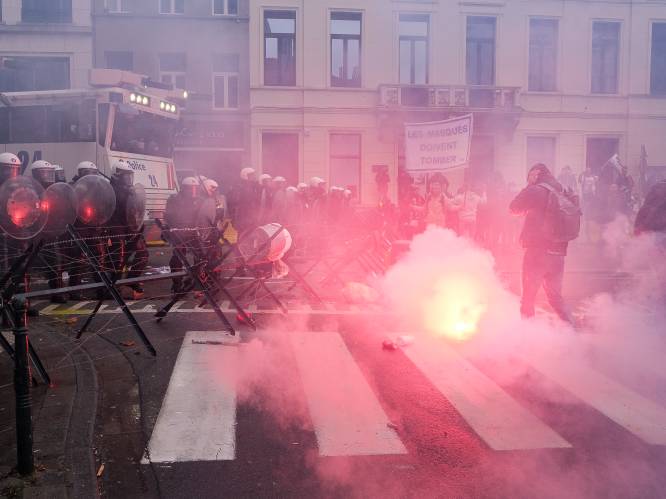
[422,276,487,341]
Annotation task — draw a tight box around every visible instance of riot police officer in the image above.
[66,161,105,300]
[0,153,22,271]
[165,177,204,293]
[52,164,67,183]
[22,161,69,303]
[24,160,56,188]
[107,160,148,299]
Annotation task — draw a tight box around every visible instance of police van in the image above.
[0,69,182,227]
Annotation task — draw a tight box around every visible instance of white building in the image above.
[249,0,666,204]
[0,0,93,91]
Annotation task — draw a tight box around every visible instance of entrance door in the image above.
[262,132,299,184]
[586,137,619,174]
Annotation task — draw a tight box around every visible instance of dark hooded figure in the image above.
[509,163,576,324]
[634,180,666,235]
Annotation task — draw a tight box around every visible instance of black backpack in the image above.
[539,183,582,242]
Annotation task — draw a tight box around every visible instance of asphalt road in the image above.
[11,238,660,499]
[27,280,666,499]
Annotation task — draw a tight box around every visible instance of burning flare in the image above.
[422,276,487,341]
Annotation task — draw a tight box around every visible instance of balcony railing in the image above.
[379,84,520,110]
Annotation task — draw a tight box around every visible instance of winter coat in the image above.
[509,176,569,255]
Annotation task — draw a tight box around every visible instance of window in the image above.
[21,0,71,22]
[264,10,296,86]
[98,104,110,147]
[159,53,187,90]
[212,54,239,109]
[399,14,428,85]
[160,0,184,14]
[529,19,558,92]
[262,133,299,184]
[650,22,666,95]
[106,0,130,13]
[331,12,362,88]
[105,51,133,71]
[0,57,69,92]
[213,0,237,15]
[591,21,620,94]
[526,136,556,174]
[466,16,496,85]
[111,109,177,158]
[330,133,361,192]
[0,100,95,144]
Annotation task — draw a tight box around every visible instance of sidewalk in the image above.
[0,320,98,499]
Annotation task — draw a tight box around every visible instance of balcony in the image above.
[378,84,520,111]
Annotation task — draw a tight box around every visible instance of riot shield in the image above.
[0,177,47,240]
[125,183,146,231]
[42,182,78,237]
[74,175,116,226]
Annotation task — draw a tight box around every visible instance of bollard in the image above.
[12,297,34,475]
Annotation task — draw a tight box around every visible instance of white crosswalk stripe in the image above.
[145,331,239,463]
[37,300,385,316]
[397,335,571,450]
[138,329,666,464]
[521,351,666,445]
[290,331,407,457]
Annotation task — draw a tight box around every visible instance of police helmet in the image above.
[52,164,67,183]
[0,152,21,184]
[180,177,199,198]
[110,159,134,187]
[203,178,219,196]
[259,173,272,185]
[77,161,99,178]
[25,160,56,187]
[240,167,256,181]
[309,177,325,188]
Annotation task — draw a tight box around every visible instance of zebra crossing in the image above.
[36,299,385,317]
[142,329,666,465]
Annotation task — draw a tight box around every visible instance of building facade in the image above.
[93,0,250,189]
[249,0,666,205]
[0,0,93,92]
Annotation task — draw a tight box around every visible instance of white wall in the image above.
[249,0,666,202]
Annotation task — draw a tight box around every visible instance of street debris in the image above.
[396,335,415,347]
[65,318,78,325]
[96,463,105,477]
[382,339,398,351]
[119,340,136,347]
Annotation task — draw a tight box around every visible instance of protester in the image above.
[454,184,487,240]
[412,173,458,230]
[578,165,598,241]
[634,179,666,236]
[558,165,578,193]
[509,163,580,324]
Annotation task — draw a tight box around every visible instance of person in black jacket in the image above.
[509,163,574,324]
[634,180,666,236]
